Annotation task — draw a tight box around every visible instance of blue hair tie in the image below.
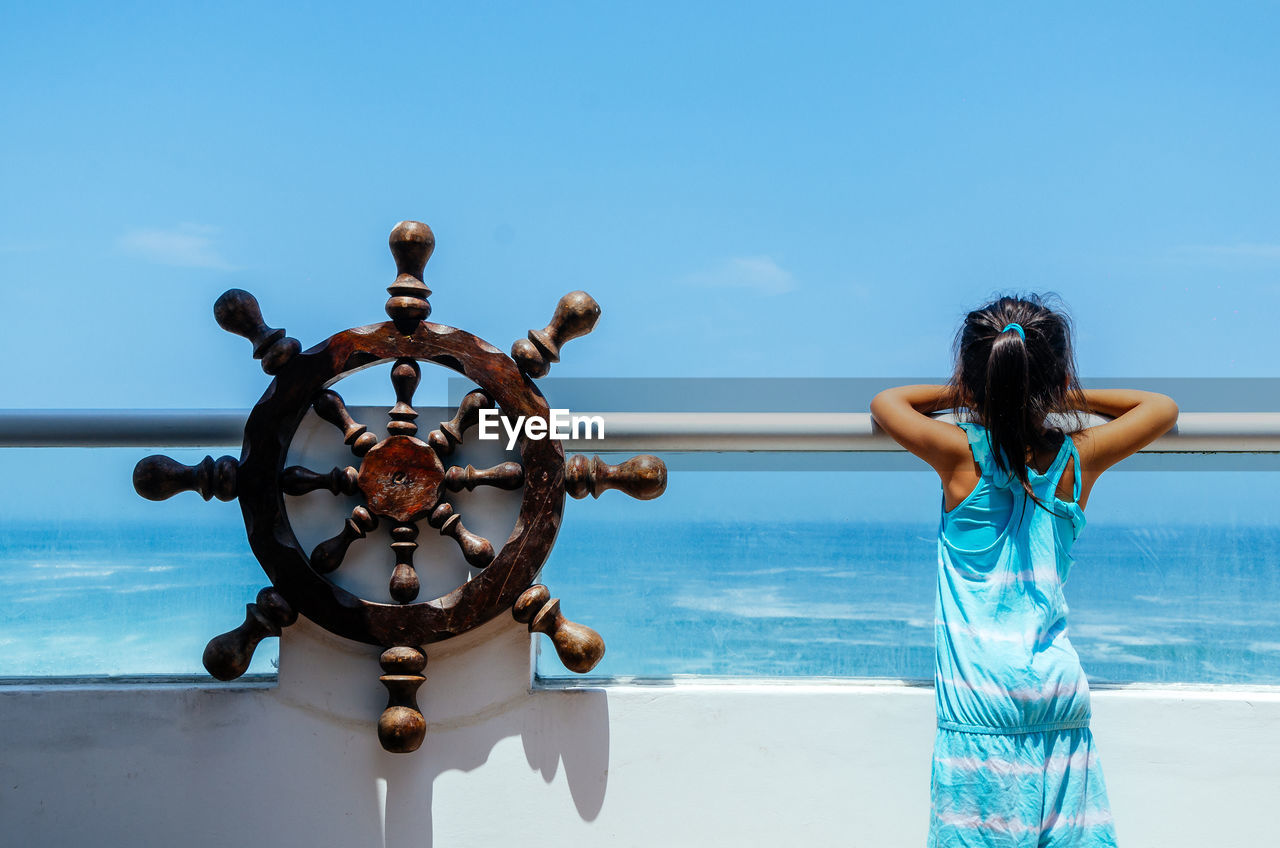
[1001,322,1025,340]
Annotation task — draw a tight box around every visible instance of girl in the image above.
[870,295,1178,847]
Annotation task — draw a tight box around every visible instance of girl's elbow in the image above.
[869,391,893,424]
[870,389,909,430]
[1155,394,1180,432]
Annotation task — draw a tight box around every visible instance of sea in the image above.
[2,517,1278,686]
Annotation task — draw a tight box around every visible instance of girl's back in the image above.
[936,421,1090,735]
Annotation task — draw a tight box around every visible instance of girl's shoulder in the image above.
[954,422,1015,488]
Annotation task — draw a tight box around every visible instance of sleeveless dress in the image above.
[928,423,1118,848]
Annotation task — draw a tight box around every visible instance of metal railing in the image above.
[1,409,1278,452]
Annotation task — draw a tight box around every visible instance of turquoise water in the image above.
[0,520,277,678]
[538,519,1280,684]
[1,517,1277,685]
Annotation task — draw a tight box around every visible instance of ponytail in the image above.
[985,327,1034,500]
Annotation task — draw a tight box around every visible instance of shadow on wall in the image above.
[377,684,611,848]
[330,614,612,848]
[0,615,610,848]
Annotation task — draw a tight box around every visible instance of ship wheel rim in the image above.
[237,319,565,647]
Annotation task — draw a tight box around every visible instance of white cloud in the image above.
[685,255,797,295]
[118,224,237,269]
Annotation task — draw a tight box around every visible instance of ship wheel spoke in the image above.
[511,291,600,378]
[310,506,378,574]
[427,389,495,458]
[282,465,360,496]
[214,289,300,375]
[133,454,238,502]
[314,390,378,457]
[427,503,495,569]
[513,584,605,674]
[386,521,422,603]
[444,462,524,492]
[566,454,667,500]
[204,587,298,680]
[388,358,421,437]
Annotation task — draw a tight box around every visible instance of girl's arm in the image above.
[1071,388,1179,491]
[869,385,972,478]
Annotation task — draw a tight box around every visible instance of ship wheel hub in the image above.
[357,435,444,523]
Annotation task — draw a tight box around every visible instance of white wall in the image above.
[3,616,1278,847]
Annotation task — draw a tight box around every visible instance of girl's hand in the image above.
[1072,389,1179,486]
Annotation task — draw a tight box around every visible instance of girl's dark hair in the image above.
[946,293,1085,509]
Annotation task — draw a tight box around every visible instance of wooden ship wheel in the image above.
[132,221,667,753]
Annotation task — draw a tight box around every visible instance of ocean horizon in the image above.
[2,518,1276,686]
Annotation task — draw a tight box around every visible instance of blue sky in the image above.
[2,4,1278,681]
[2,3,1278,410]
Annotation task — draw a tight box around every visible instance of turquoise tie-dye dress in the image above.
[929,423,1117,847]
